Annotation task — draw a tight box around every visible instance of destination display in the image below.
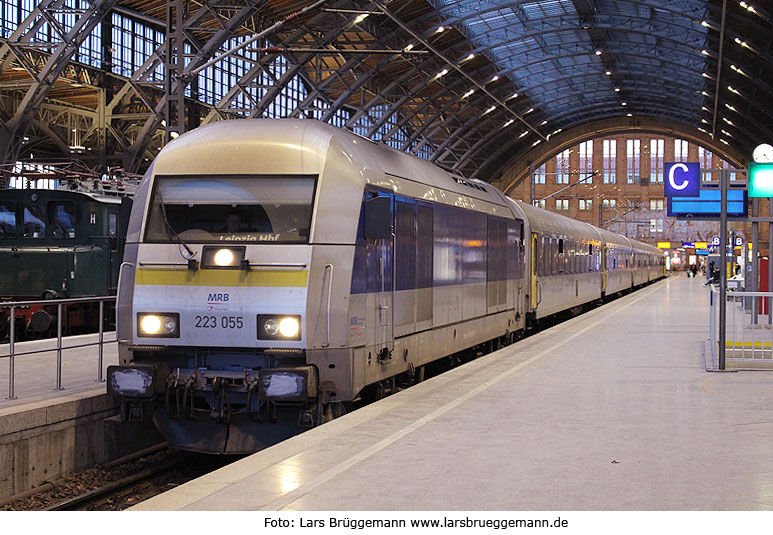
[667,189,748,219]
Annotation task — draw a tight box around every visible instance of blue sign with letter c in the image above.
[664,162,700,197]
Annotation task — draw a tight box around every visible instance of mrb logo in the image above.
[207,293,229,311]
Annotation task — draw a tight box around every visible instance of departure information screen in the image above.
[667,189,748,219]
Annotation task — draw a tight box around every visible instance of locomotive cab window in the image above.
[23,205,46,238]
[0,201,15,236]
[145,175,317,244]
[48,201,76,238]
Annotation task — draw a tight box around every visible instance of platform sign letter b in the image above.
[664,162,700,197]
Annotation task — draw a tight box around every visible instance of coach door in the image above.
[601,245,607,295]
[363,190,394,361]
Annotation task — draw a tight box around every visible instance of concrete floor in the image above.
[132,275,773,511]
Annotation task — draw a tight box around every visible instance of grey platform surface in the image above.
[134,276,773,510]
[0,333,117,408]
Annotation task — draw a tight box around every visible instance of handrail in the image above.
[138,261,307,269]
[138,262,187,267]
[710,288,773,369]
[1,296,117,399]
[249,263,307,269]
[0,295,117,308]
[116,261,133,304]
[322,264,333,348]
[720,291,773,297]
[536,280,543,306]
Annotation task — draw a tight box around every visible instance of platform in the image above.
[129,275,773,511]
[0,332,117,407]
[0,333,163,501]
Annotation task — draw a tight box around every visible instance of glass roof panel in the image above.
[431,0,711,126]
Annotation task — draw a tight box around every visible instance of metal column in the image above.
[165,0,186,143]
[752,198,759,324]
[769,198,773,324]
[719,169,728,370]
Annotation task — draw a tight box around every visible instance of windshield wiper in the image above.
[157,191,195,261]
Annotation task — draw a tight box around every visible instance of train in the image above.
[106,119,665,454]
[0,188,132,340]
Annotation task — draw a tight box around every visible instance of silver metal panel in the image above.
[432,285,451,328]
[463,282,488,320]
[394,289,415,338]
[394,288,434,338]
[536,272,601,318]
[416,288,433,326]
[605,270,631,295]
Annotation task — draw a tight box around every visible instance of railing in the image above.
[0,296,116,399]
[709,289,773,369]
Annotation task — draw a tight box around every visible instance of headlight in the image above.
[278,317,300,338]
[201,245,245,269]
[137,313,180,338]
[257,315,301,340]
[213,248,234,266]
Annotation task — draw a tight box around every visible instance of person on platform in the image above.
[703,266,720,287]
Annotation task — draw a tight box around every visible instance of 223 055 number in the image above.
[194,315,244,329]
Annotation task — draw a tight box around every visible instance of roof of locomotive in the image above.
[0,188,123,205]
[151,119,510,208]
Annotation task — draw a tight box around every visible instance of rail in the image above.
[709,289,773,369]
[0,296,117,400]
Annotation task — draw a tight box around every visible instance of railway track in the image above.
[1,444,239,511]
[44,457,183,511]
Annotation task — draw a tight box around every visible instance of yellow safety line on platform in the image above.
[725,341,773,348]
[135,268,308,287]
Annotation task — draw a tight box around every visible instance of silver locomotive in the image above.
[107,119,663,453]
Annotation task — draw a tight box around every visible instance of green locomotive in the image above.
[0,188,132,339]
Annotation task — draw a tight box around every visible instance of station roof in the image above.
[1,0,771,180]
